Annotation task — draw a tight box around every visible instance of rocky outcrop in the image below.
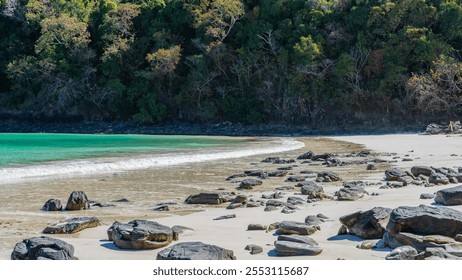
[11,236,76,260]
[238,179,263,190]
[156,242,236,260]
[338,207,392,239]
[43,217,100,234]
[65,191,90,211]
[109,220,175,250]
[336,181,368,201]
[42,199,62,211]
[185,193,226,204]
[384,205,462,251]
[435,185,462,205]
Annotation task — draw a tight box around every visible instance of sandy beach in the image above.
[1,133,461,260]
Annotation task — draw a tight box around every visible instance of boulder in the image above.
[299,181,324,197]
[316,171,341,182]
[153,204,169,211]
[277,235,319,246]
[338,207,392,239]
[185,193,226,204]
[238,179,263,190]
[261,157,279,163]
[43,217,100,234]
[274,240,322,256]
[435,185,462,205]
[312,153,333,161]
[367,164,377,170]
[385,246,418,260]
[384,205,462,250]
[232,195,248,204]
[65,191,90,211]
[110,220,174,250]
[415,247,461,260]
[285,175,306,182]
[11,236,76,260]
[156,242,236,260]
[384,169,406,181]
[244,169,266,177]
[411,166,433,177]
[420,193,436,200]
[287,196,305,205]
[429,173,449,185]
[42,199,62,211]
[297,151,315,160]
[277,221,318,235]
[336,183,367,201]
[304,215,323,226]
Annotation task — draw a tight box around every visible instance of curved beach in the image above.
[0,134,461,260]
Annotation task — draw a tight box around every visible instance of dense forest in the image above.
[1,0,462,126]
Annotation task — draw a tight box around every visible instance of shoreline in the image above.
[0,134,461,260]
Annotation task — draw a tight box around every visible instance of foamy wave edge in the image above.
[0,138,304,184]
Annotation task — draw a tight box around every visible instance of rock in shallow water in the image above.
[65,191,90,211]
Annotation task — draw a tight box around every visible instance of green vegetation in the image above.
[1,0,462,125]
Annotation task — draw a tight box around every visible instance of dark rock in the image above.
[278,221,319,235]
[274,240,322,256]
[42,199,62,211]
[65,191,90,211]
[238,179,263,190]
[246,202,261,208]
[435,185,462,205]
[277,166,293,171]
[227,203,244,209]
[429,173,450,185]
[112,198,129,203]
[43,217,100,234]
[287,196,305,205]
[156,242,236,260]
[336,183,367,201]
[339,207,392,239]
[110,220,174,250]
[268,170,288,177]
[281,207,296,214]
[185,193,226,204]
[385,246,418,260]
[285,175,306,182]
[11,236,76,260]
[385,204,462,250]
[420,193,435,199]
[367,164,377,170]
[312,153,333,161]
[266,200,285,207]
[411,166,433,177]
[275,186,294,191]
[261,157,280,163]
[299,181,326,199]
[245,244,263,255]
[264,206,280,212]
[244,169,266,177]
[232,195,248,204]
[316,171,341,182]
[247,224,267,231]
[415,247,462,260]
[226,173,246,181]
[385,169,406,181]
[274,159,295,164]
[317,213,329,219]
[153,204,170,211]
[267,222,280,231]
[297,151,315,160]
[92,202,116,208]
[213,214,236,220]
[277,235,319,246]
[304,215,323,226]
[262,192,284,199]
[357,241,376,249]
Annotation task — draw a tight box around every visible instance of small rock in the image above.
[232,195,248,204]
[245,244,263,255]
[153,204,169,211]
[246,202,261,208]
[65,191,90,211]
[213,214,236,220]
[261,157,280,163]
[42,199,62,211]
[247,224,267,231]
[385,246,418,260]
[185,193,226,205]
[112,198,129,203]
[43,217,100,234]
[274,240,322,256]
[429,173,450,185]
[297,151,315,160]
[367,164,377,170]
[264,206,280,212]
[420,193,435,199]
[385,169,406,181]
[356,241,376,250]
[268,170,288,177]
[238,179,263,190]
[278,221,319,235]
[281,207,296,214]
[156,242,236,260]
[285,176,306,182]
[227,203,245,209]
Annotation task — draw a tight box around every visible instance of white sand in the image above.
[1,134,461,260]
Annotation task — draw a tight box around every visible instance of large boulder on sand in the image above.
[278,221,319,235]
[110,220,175,250]
[65,191,90,211]
[43,217,100,234]
[11,236,76,260]
[156,242,236,260]
[384,205,462,251]
[435,185,462,206]
[411,166,433,177]
[336,182,368,201]
[338,207,392,239]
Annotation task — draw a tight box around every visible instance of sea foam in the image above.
[0,138,304,185]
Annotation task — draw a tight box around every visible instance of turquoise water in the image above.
[0,133,242,167]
